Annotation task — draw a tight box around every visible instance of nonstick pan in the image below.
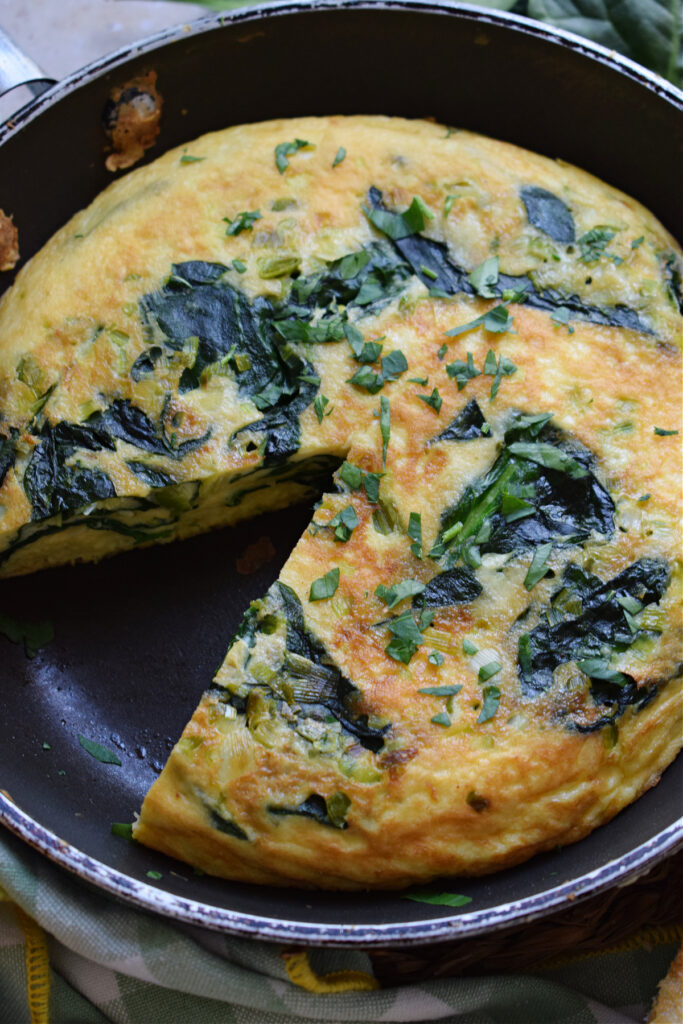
[0,0,681,947]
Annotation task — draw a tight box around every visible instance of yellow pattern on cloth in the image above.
[282,950,380,993]
[537,923,683,971]
[0,883,51,1024]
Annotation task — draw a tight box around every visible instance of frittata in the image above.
[0,117,681,888]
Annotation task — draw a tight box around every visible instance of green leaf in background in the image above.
[402,890,473,906]
[166,0,681,86]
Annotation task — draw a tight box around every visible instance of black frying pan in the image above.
[0,0,681,946]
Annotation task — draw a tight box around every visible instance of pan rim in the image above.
[0,0,681,945]
[0,0,681,146]
[2,791,681,946]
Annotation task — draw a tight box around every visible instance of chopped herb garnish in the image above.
[332,146,346,168]
[309,567,340,601]
[420,264,438,281]
[77,734,122,766]
[348,365,383,393]
[112,822,134,840]
[339,461,382,503]
[375,578,425,609]
[427,651,446,667]
[0,613,54,659]
[314,394,330,423]
[524,542,553,590]
[431,712,451,727]
[654,427,678,436]
[637,493,651,502]
[421,683,463,695]
[403,891,472,907]
[501,492,535,522]
[478,661,502,682]
[477,685,500,723]
[381,350,409,381]
[469,256,499,298]
[380,396,391,466]
[444,195,456,216]
[408,376,429,386]
[224,209,262,236]
[446,352,481,390]
[631,236,644,249]
[408,511,422,558]
[384,609,430,664]
[231,258,247,274]
[328,505,358,542]
[507,442,589,479]
[419,387,442,413]
[578,226,617,263]
[518,632,532,678]
[437,343,448,359]
[486,352,517,399]
[462,637,478,656]
[275,138,312,173]
[550,306,575,333]
[42,741,51,750]
[445,303,515,338]
[364,195,433,240]
[466,791,490,812]
[179,154,204,164]
[146,870,163,880]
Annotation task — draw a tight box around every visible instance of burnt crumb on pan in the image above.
[103,71,163,172]
[0,210,19,271]
[236,536,276,576]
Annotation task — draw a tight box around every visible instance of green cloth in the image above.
[0,829,678,1023]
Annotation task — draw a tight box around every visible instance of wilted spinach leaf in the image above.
[432,412,614,564]
[269,792,351,829]
[521,186,575,242]
[417,567,483,607]
[0,429,18,488]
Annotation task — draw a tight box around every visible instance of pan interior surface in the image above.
[0,2,681,942]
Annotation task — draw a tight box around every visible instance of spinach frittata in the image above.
[0,117,680,888]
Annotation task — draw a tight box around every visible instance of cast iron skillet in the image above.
[0,0,681,946]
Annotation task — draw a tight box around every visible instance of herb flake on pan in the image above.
[654,426,678,436]
[426,652,446,667]
[111,822,134,840]
[469,256,499,297]
[418,387,443,413]
[332,146,346,168]
[445,303,516,338]
[179,153,204,164]
[309,567,340,601]
[0,613,54,658]
[375,578,426,609]
[524,542,553,590]
[402,891,472,907]
[77,734,122,766]
[408,511,422,558]
[314,395,330,423]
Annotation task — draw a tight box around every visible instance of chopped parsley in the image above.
[364,195,434,240]
[408,376,428,386]
[469,256,499,298]
[332,146,346,168]
[427,652,445,667]
[524,542,553,590]
[375,578,425,609]
[328,505,358,542]
[384,607,433,664]
[339,461,381,503]
[485,351,517,399]
[631,236,644,249]
[477,685,500,723]
[445,299,521,338]
[421,683,463,695]
[314,394,330,423]
[77,734,122,766]
[654,427,678,436]
[431,712,451,727]
[274,138,312,173]
[418,387,442,413]
[408,511,422,558]
[446,352,480,390]
[0,613,54,658]
[179,154,204,164]
[402,891,472,907]
[224,209,262,236]
[309,567,340,601]
[111,822,134,840]
[550,306,575,333]
[381,350,409,380]
[380,396,391,466]
[578,226,618,263]
[437,343,448,359]
[231,258,247,274]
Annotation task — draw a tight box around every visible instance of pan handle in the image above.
[0,26,55,104]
